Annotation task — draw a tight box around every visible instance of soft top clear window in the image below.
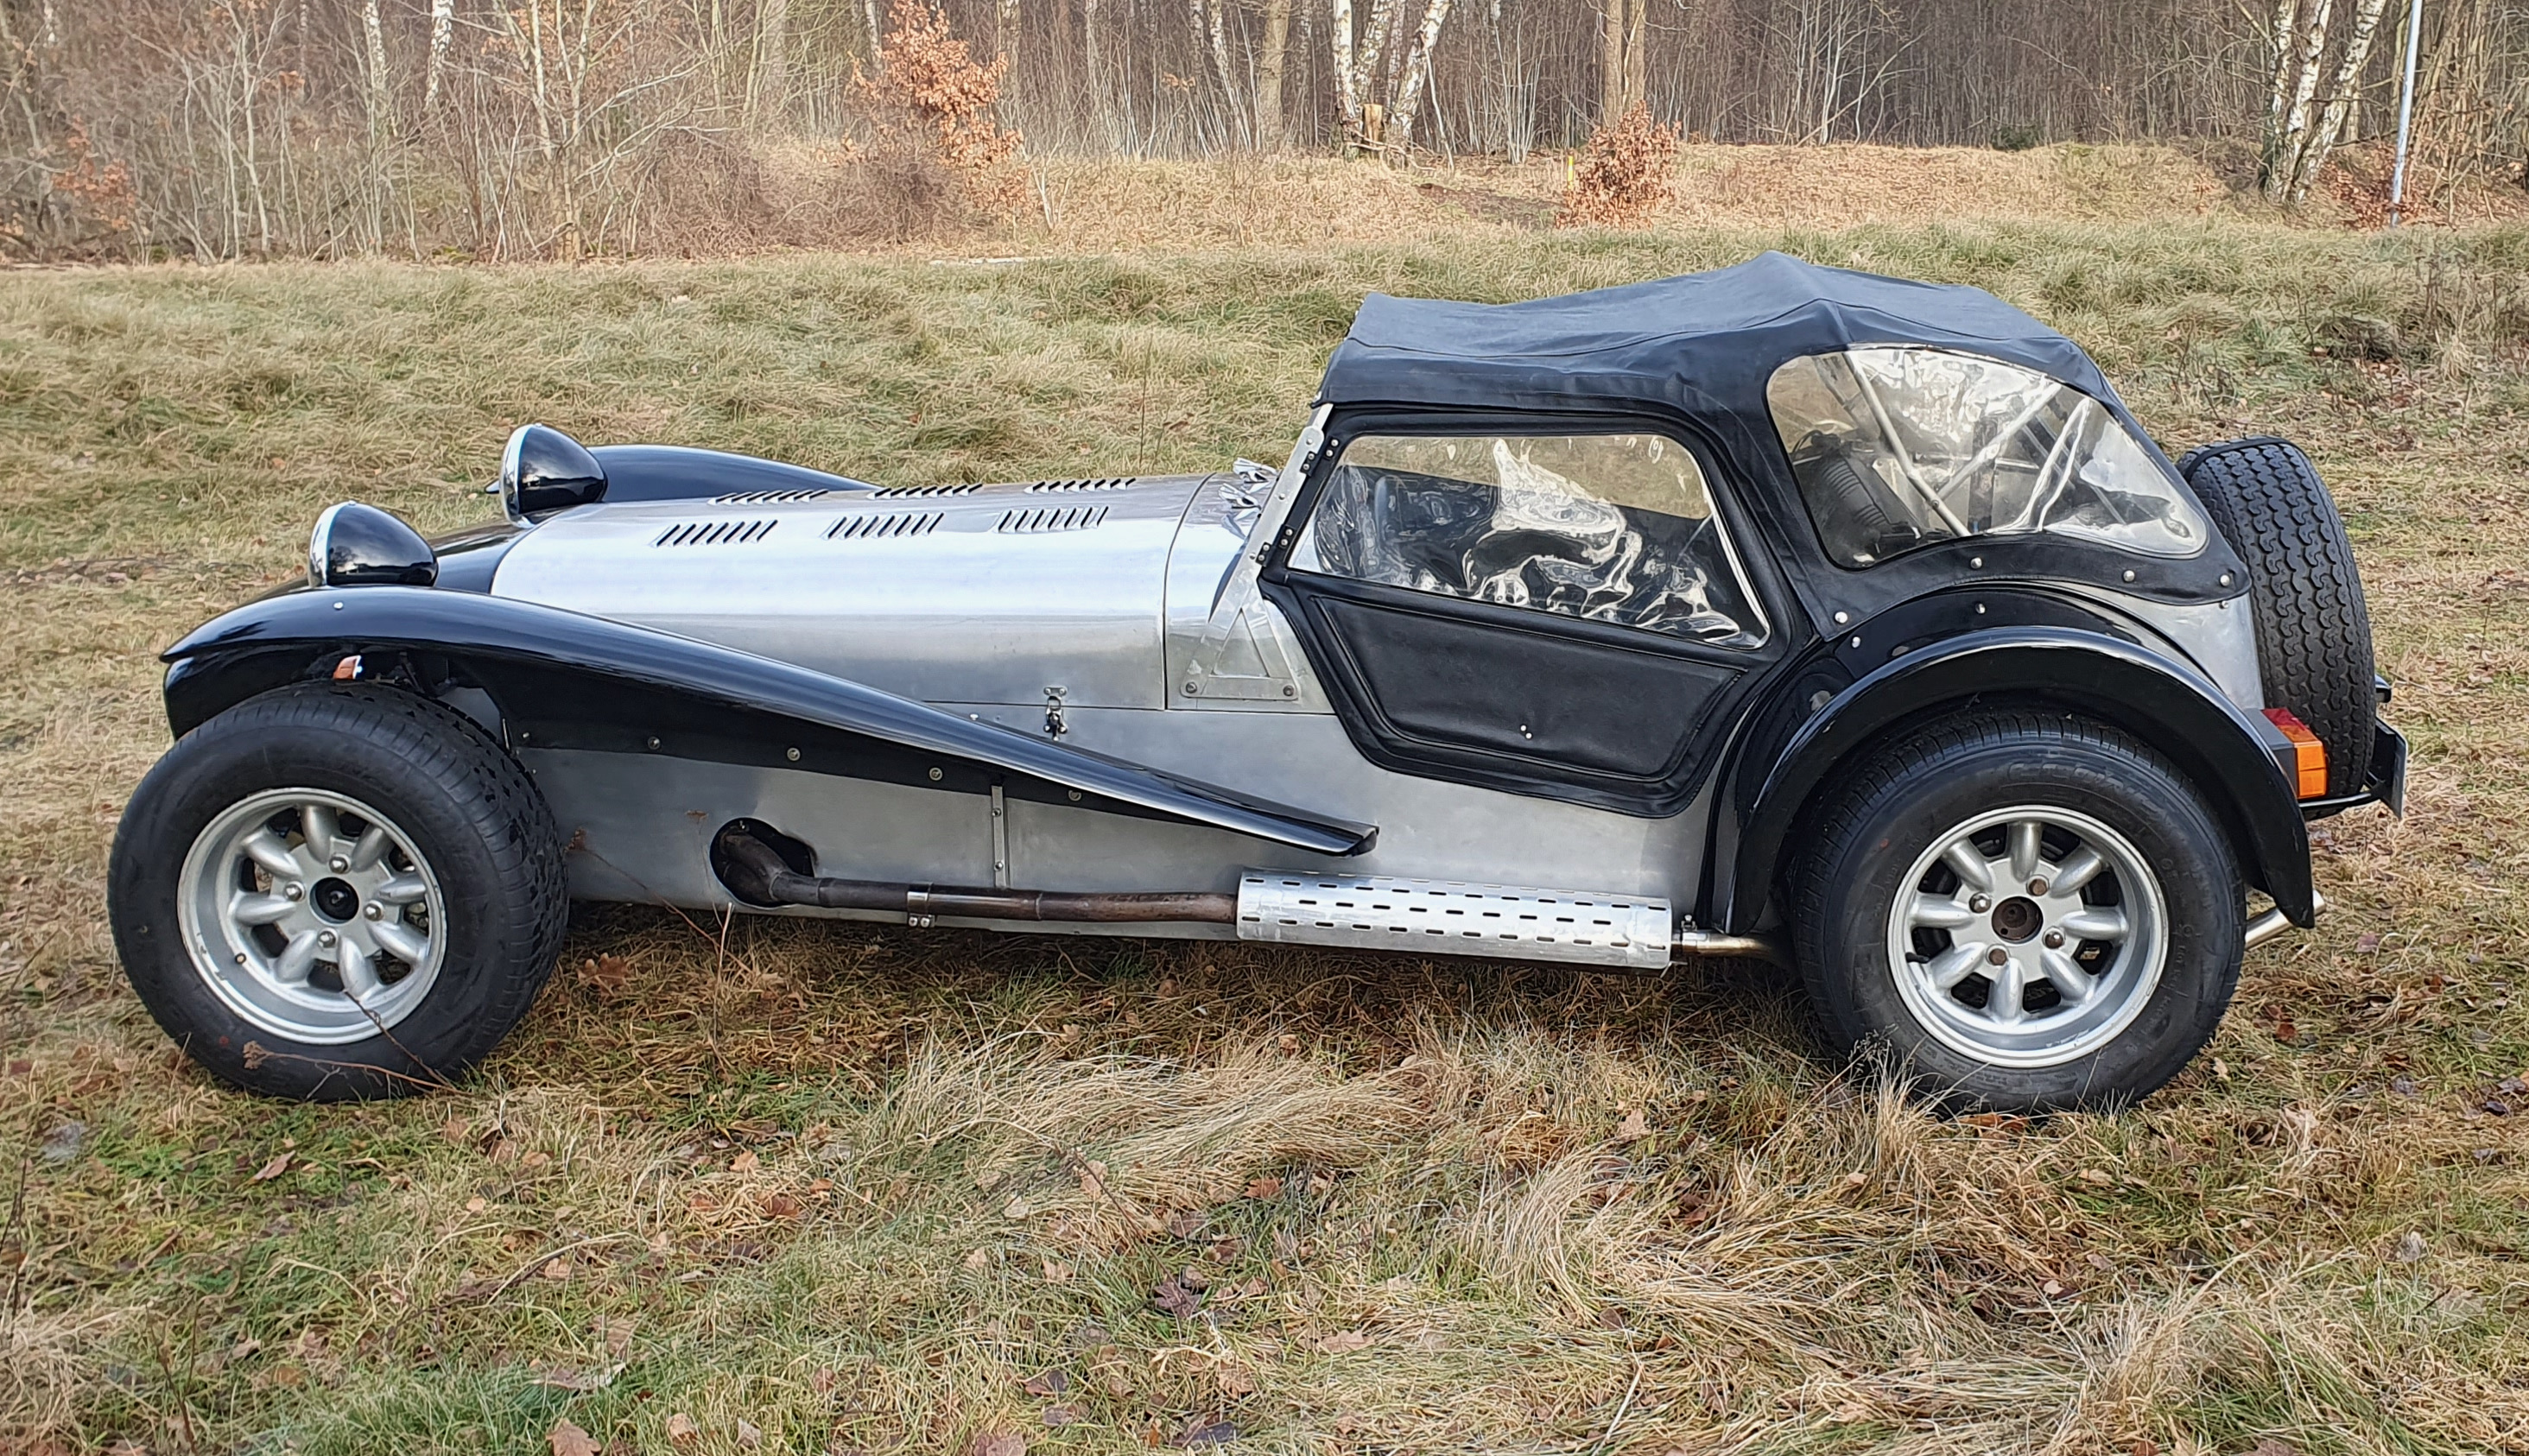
[1765,347,2211,568]
[1291,431,1767,649]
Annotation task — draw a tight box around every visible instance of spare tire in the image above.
[2177,438,2374,795]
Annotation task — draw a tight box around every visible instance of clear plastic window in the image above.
[1766,347,2211,567]
[1290,432,1766,649]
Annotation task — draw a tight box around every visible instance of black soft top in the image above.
[1317,251,2115,416]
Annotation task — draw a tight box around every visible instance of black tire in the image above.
[109,682,567,1099]
[2178,437,2374,795]
[1791,711,2243,1113]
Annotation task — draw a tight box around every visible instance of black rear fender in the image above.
[1715,626,2313,934]
[161,587,1375,858]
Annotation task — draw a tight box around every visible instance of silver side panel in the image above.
[528,706,1709,949]
[1235,871,1670,970]
[491,473,1214,710]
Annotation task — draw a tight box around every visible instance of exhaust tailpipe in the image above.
[713,824,1237,927]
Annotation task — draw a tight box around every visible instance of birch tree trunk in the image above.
[1386,0,1455,149]
[1329,0,1361,136]
[2263,0,2335,197]
[2288,0,2392,200]
[423,0,454,115]
[1257,0,1293,145]
[361,0,394,140]
[998,0,1021,65]
[757,0,791,130]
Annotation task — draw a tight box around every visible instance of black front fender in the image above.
[1715,626,2313,933]
[161,586,1375,858]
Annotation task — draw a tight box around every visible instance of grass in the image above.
[1,218,2526,1454]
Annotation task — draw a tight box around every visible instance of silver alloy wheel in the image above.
[1884,805,2168,1069]
[174,788,447,1045]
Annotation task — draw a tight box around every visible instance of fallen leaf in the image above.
[2272,1013,2298,1044]
[540,1257,572,1282]
[597,1315,637,1358]
[1176,1417,1239,1447]
[733,1415,763,1447]
[1318,1330,1372,1354]
[1003,1194,1032,1220]
[250,1151,293,1183]
[464,1196,487,1213]
[730,1149,760,1174]
[1165,1208,1206,1238]
[2041,1279,2067,1298]
[760,1192,803,1219]
[1042,1257,1074,1283]
[2395,1231,2426,1263]
[581,953,631,994]
[1215,1364,1258,1396]
[2211,1058,2231,1083]
[2079,1168,2114,1187]
[1022,1368,1068,1396]
[666,1412,700,1447]
[1616,1108,1649,1141]
[2354,932,2381,953]
[1042,1406,1081,1428]
[964,1247,992,1269]
[548,1417,600,1456]
[1152,1271,1205,1319]
[440,1115,471,1143]
[520,1150,553,1170]
[532,1363,619,1391]
[1245,1175,1283,1200]
[970,1433,1027,1456]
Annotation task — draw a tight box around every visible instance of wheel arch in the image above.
[1714,626,2313,934]
[159,586,1376,858]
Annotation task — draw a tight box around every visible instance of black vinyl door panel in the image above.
[1276,575,1765,816]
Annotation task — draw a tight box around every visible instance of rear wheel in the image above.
[110,682,567,1099]
[1793,712,2242,1112]
[2179,437,2375,795]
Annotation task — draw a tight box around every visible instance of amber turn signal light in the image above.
[2262,708,2328,798]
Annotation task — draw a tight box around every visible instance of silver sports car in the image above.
[108,253,2404,1111]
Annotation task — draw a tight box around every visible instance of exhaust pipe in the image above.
[714,825,1237,927]
[2243,889,2324,952]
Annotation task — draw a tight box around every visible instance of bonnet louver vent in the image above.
[998,505,1109,535]
[827,510,944,541]
[868,483,983,498]
[655,519,779,547]
[1024,478,1136,492]
[713,488,835,503]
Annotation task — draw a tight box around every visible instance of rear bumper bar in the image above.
[2301,719,2408,820]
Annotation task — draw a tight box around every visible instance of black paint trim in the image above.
[1715,625,2314,933]
[588,444,878,503]
[159,586,1374,857]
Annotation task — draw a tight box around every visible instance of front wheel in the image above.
[110,682,567,1099]
[1791,712,2243,1112]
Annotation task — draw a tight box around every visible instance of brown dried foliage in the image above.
[840,0,1024,237]
[1555,103,1680,230]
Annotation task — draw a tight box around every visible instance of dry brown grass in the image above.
[0,221,2525,1453]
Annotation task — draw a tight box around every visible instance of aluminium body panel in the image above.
[532,703,1709,920]
[491,473,1214,710]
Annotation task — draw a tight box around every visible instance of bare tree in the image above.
[2263,0,2394,201]
[1258,0,1295,142]
[422,0,454,116]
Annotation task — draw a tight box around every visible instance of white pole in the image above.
[2388,0,2424,225]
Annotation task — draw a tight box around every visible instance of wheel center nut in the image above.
[312,877,361,922]
[1991,896,2044,943]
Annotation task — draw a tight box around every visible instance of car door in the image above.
[1262,416,1786,817]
